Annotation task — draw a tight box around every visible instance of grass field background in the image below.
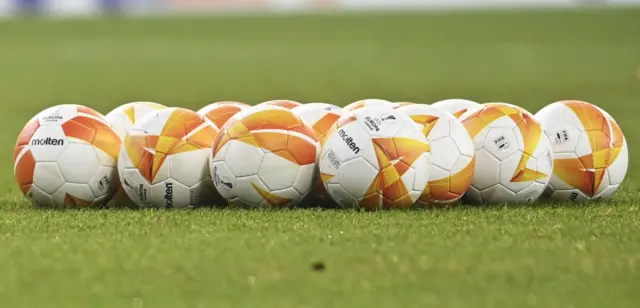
[0,8,639,307]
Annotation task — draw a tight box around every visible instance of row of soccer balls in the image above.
[13,98,627,209]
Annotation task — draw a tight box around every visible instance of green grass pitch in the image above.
[1,7,640,307]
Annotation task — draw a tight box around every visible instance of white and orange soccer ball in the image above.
[318,107,431,210]
[117,108,220,208]
[258,99,302,110]
[292,103,344,207]
[13,105,121,208]
[343,99,394,112]
[210,106,320,208]
[460,103,554,204]
[105,101,166,138]
[432,99,481,119]
[536,100,628,201]
[397,104,475,206]
[198,101,250,129]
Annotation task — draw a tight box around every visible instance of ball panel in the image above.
[450,120,476,158]
[169,149,209,187]
[246,175,294,207]
[260,187,301,208]
[52,183,97,208]
[88,166,117,199]
[551,152,596,195]
[14,148,36,195]
[410,152,431,193]
[607,141,628,186]
[26,185,55,208]
[449,157,476,196]
[431,137,459,171]
[534,135,555,184]
[210,161,237,200]
[224,140,264,178]
[471,148,500,191]
[33,162,65,195]
[481,184,515,204]
[514,181,545,203]
[233,176,270,207]
[337,157,378,199]
[57,143,100,184]
[597,184,620,200]
[285,133,320,166]
[423,157,474,205]
[185,124,219,149]
[483,127,519,161]
[257,152,299,191]
[498,152,533,193]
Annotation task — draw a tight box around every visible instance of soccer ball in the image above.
[210,106,320,208]
[13,104,121,208]
[318,107,431,210]
[198,101,249,129]
[105,101,166,138]
[432,99,481,119]
[536,100,628,201]
[343,99,394,112]
[292,103,344,207]
[117,107,220,208]
[258,99,302,110]
[397,104,475,206]
[460,103,554,204]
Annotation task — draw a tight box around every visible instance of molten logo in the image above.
[338,129,360,154]
[164,182,174,208]
[31,137,64,146]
